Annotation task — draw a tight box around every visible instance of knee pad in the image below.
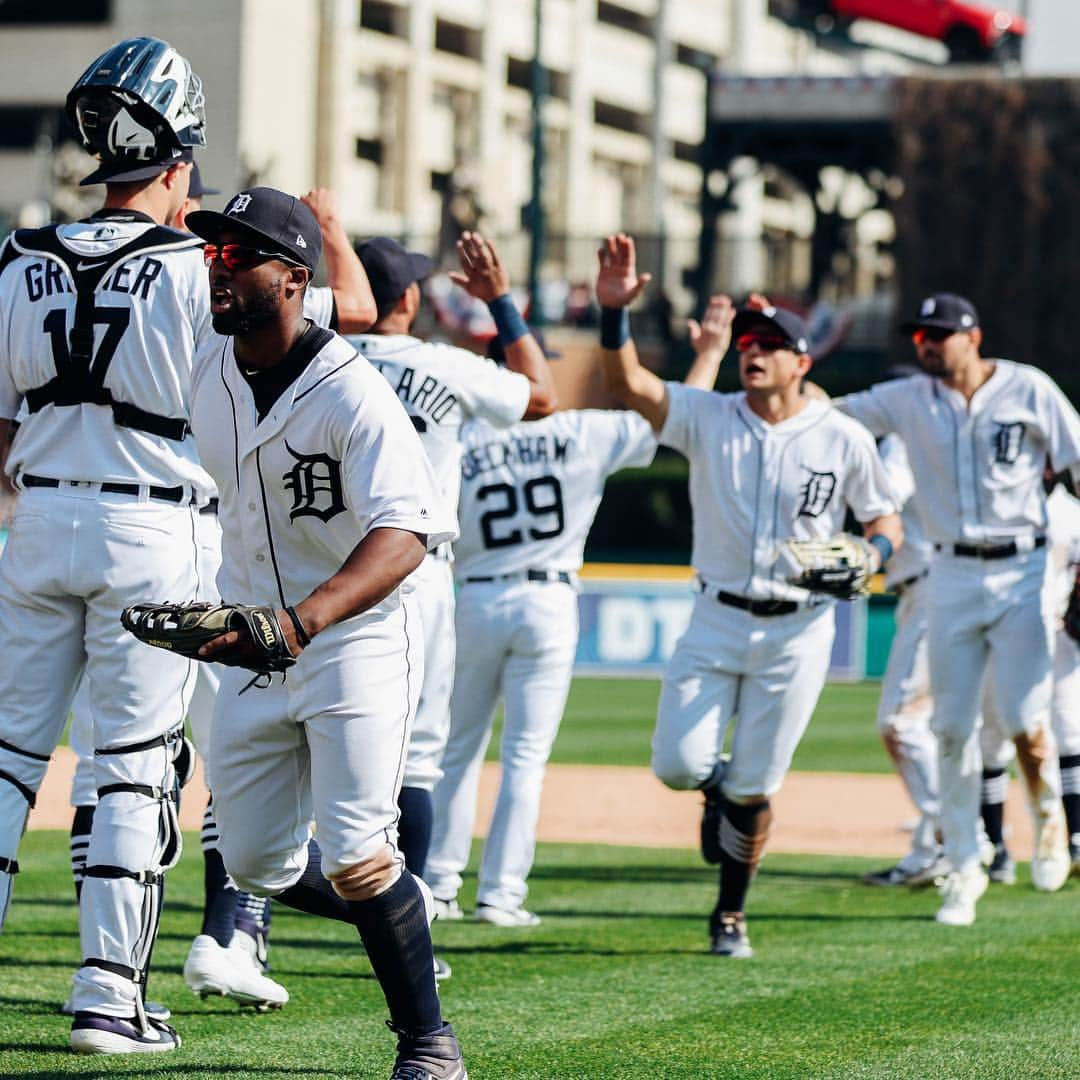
[329,845,402,902]
[0,738,51,929]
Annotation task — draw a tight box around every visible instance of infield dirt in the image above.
[29,747,1034,859]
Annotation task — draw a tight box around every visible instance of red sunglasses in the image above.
[911,327,954,345]
[203,243,302,271]
[736,332,789,353]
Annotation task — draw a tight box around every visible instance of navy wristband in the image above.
[600,306,630,350]
[488,293,529,347]
[868,534,893,567]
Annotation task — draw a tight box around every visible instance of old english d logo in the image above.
[797,468,836,518]
[992,421,1025,465]
[282,442,346,522]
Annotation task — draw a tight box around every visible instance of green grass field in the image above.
[506,677,889,774]
[4,677,1076,1078]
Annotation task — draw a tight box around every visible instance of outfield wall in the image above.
[576,564,896,680]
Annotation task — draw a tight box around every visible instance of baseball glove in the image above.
[1065,570,1080,644]
[121,601,296,674]
[784,534,876,600]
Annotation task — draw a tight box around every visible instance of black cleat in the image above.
[709,910,753,958]
[987,844,1016,885]
[389,1021,467,1079]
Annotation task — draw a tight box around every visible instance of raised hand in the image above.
[448,231,511,302]
[595,233,652,309]
[688,294,735,356]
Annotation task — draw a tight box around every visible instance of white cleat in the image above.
[432,897,464,921]
[433,955,453,981]
[474,902,541,928]
[183,933,289,1010]
[1031,805,1070,893]
[935,866,989,926]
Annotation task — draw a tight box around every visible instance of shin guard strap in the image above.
[0,856,19,875]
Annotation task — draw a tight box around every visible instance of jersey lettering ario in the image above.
[838,362,1080,545]
[454,409,657,579]
[0,217,213,493]
[661,387,896,601]
[348,334,529,521]
[191,331,456,610]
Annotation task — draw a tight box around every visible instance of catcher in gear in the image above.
[122,601,303,678]
[784,534,883,600]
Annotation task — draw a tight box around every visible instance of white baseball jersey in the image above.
[660,387,897,600]
[348,334,530,520]
[877,434,932,589]
[191,328,456,608]
[1047,485,1080,620]
[454,409,658,578]
[837,363,1080,545]
[0,216,213,494]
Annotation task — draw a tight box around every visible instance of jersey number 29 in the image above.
[478,476,565,548]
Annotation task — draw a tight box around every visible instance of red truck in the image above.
[797,0,1026,62]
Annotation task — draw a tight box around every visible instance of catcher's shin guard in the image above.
[71,726,184,1026]
[0,738,51,930]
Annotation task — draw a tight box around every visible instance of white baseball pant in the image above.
[209,602,421,896]
[426,578,578,911]
[0,488,198,1018]
[652,595,835,801]
[928,549,1059,874]
[876,577,941,870]
[402,553,456,791]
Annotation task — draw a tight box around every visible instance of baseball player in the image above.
[0,37,211,1053]
[976,476,1080,879]
[184,185,466,1078]
[60,172,376,1012]
[348,232,556,953]
[424,346,658,926]
[837,292,1080,925]
[596,234,901,957]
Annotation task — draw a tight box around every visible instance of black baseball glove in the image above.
[1065,570,1080,644]
[784,534,877,600]
[121,601,296,674]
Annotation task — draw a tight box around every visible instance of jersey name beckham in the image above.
[348,334,529,520]
[454,409,657,578]
[838,362,1080,544]
[661,386,896,600]
[191,332,456,609]
[0,219,213,493]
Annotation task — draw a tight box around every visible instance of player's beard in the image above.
[212,282,283,335]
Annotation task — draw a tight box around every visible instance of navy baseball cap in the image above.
[731,304,811,355]
[186,187,322,272]
[357,237,435,318]
[79,145,192,187]
[187,162,219,199]
[899,293,979,334]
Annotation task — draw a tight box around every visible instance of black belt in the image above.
[700,582,799,617]
[939,536,1046,560]
[892,569,929,595]
[465,570,572,585]
[200,497,220,515]
[21,473,190,505]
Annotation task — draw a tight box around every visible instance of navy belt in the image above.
[892,569,929,596]
[21,473,191,505]
[939,536,1046,560]
[465,570,572,585]
[699,582,799,617]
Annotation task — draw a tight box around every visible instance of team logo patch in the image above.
[226,193,253,216]
[796,468,837,518]
[992,421,1025,465]
[282,442,346,523]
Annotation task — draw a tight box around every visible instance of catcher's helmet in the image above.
[65,36,206,164]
